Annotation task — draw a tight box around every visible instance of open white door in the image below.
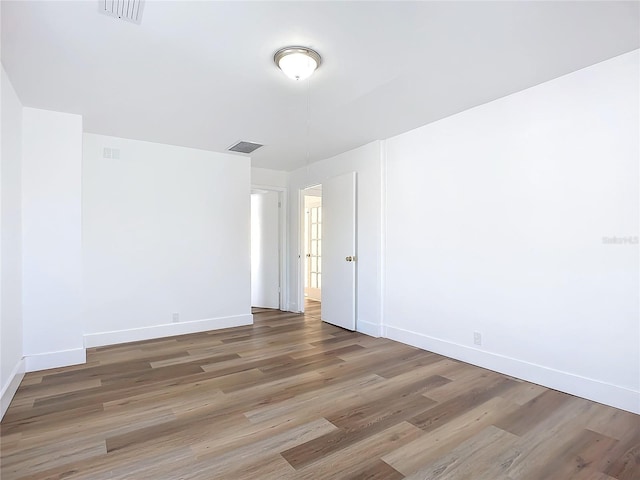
[321,172,356,330]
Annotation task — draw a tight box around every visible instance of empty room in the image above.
[1,1,638,479]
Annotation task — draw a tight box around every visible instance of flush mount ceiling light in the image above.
[274,46,322,81]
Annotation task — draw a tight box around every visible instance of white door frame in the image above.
[251,184,288,310]
[297,184,326,314]
[297,186,314,313]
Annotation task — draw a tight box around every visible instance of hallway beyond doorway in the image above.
[304,298,321,320]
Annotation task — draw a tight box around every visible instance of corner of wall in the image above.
[379,139,388,337]
[0,65,25,421]
[357,320,381,338]
[0,357,25,421]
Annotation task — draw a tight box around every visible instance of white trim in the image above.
[287,301,301,313]
[25,348,86,373]
[252,184,289,311]
[384,324,640,414]
[84,314,253,348]
[357,320,381,338]
[1,358,26,421]
[297,187,306,314]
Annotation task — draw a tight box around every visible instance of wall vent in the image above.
[99,0,145,24]
[228,141,264,155]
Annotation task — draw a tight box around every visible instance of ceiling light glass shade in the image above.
[274,47,321,81]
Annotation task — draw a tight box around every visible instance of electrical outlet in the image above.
[172,313,180,323]
[473,331,482,346]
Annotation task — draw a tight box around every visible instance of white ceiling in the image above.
[2,1,638,171]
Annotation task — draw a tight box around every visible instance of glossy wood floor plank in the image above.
[1,301,638,479]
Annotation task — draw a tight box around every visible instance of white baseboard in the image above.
[384,324,640,415]
[84,314,254,348]
[357,320,381,338]
[1,358,26,421]
[25,348,87,373]
[286,302,300,313]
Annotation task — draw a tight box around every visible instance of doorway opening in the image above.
[303,185,322,319]
[250,187,285,312]
[299,172,357,330]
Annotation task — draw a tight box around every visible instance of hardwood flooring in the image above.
[303,298,321,319]
[1,307,638,479]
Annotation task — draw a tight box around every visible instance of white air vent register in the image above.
[99,0,145,24]
[228,141,264,155]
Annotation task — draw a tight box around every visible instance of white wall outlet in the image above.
[473,331,482,346]
[172,313,180,323]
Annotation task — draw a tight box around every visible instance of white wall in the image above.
[383,51,639,413]
[251,192,280,308]
[1,66,24,418]
[252,167,289,189]
[82,134,252,347]
[288,141,382,336]
[22,108,84,371]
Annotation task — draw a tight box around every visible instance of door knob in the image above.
[345,256,353,262]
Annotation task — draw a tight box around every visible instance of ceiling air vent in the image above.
[99,0,145,24]
[228,141,264,155]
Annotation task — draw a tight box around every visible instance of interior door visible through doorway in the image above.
[304,194,322,302]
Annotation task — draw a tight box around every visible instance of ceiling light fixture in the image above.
[274,46,322,81]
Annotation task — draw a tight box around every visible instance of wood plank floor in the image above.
[1,306,638,479]
[303,298,321,319]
